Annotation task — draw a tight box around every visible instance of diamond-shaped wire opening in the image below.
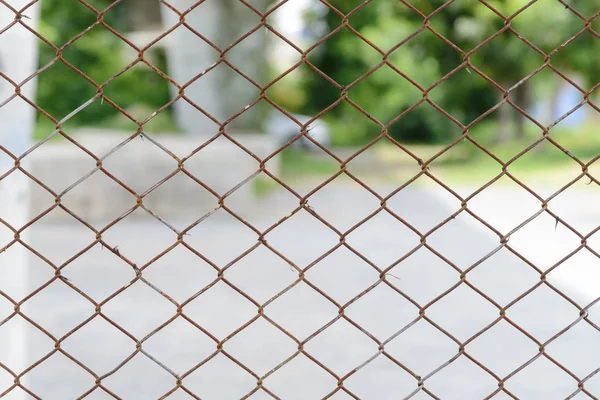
[424,355,499,400]
[183,280,258,339]
[469,29,546,89]
[22,352,96,399]
[141,244,218,304]
[425,283,500,342]
[506,283,579,343]
[305,245,380,305]
[419,142,499,196]
[305,174,381,232]
[385,246,461,307]
[546,105,600,163]
[508,211,582,271]
[183,134,260,195]
[262,353,337,400]
[102,352,176,399]
[425,211,501,270]
[100,60,176,124]
[512,0,586,54]
[387,101,464,158]
[57,169,137,225]
[385,319,458,376]
[466,175,542,234]
[342,140,423,192]
[60,23,138,80]
[345,282,419,340]
[223,26,273,86]
[225,244,298,304]
[466,247,541,306]
[312,26,385,87]
[0,238,55,300]
[546,248,600,307]
[20,278,95,338]
[0,171,50,228]
[265,61,342,128]
[34,59,100,123]
[545,319,600,378]
[504,355,578,399]
[304,318,378,376]
[344,209,421,268]
[264,281,338,340]
[99,207,178,265]
[182,353,257,399]
[225,317,297,376]
[19,143,98,196]
[385,175,462,233]
[184,0,262,49]
[58,242,136,302]
[224,171,298,231]
[390,29,465,90]
[185,62,262,126]
[101,280,177,339]
[263,207,339,267]
[349,64,424,124]
[343,354,418,400]
[183,207,259,267]
[141,170,219,228]
[61,315,135,375]
[351,1,422,51]
[143,316,216,375]
[465,319,539,378]
[0,315,55,373]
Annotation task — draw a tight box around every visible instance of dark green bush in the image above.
[36,0,172,128]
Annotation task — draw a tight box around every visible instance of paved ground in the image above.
[2,181,600,399]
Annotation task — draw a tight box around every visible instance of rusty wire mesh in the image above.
[1,0,600,399]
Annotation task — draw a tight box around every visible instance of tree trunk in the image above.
[162,0,268,135]
[514,84,531,141]
[496,93,513,144]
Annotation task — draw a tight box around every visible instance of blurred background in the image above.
[2,0,600,399]
[31,0,600,187]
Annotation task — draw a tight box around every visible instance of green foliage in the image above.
[36,0,173,128]
[289,0,600,146]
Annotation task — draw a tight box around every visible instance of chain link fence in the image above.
[1,0,600,399]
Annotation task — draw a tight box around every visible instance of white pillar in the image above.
[0,1,40,398]
[161,0,267,135]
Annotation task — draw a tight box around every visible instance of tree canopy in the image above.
[295,0,600,145]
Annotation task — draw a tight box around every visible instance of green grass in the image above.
[251,176,280,198]
[273,122,599,186]
[434,121,599,184]
[280,149,341,177]
[33,114,596,188]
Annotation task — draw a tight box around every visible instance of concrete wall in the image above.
[27,130,281,224]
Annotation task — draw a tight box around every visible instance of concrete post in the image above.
[161,0,267,135]
[0,1,40,398]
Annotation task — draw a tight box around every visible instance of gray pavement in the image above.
[2,182,600,399]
